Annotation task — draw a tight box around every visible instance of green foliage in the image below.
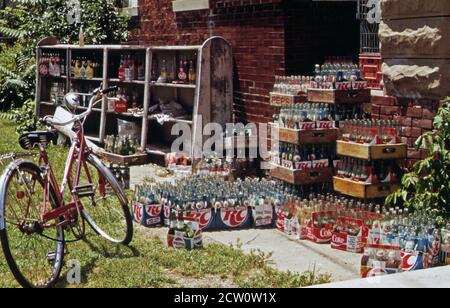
[387,98,450,226]
[0,0,129,112]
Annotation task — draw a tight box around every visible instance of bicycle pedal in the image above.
[73,184,96,198]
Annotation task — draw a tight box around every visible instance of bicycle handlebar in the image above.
[42,85,119,127]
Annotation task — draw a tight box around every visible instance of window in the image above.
[172,0,210,13]
[121,0,139,17]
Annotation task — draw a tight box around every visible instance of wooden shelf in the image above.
[271,125,337,144]
[336,141,407,160]
[37,38,233,167]
[270,164,333,185]
[109,78,146,85]
[98,151,148,166]
[307,88,371,104]
[148,115,193,125]
[150,82,196,89]
[71,77,103,82]
[333,176,399,199]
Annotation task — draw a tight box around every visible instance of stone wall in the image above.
[380,0,450,99]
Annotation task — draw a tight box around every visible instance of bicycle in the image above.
[0,86,133,288]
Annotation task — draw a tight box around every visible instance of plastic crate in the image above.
[360,20,380,54]
[360,53,383,89]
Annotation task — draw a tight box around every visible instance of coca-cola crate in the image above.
[336,141,407,160]
[308,88,371,104]
[305,211,336,244]
[333,176,399,199]
[269,92,307,107]
[131,201,164,227]
[332,216,368,253]
[272,125,337,145]
[360,53,383,89]
[270,164,333,185]
[275,212,302,240]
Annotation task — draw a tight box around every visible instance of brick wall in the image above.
[131,0,359,125]
[371,95,440,168]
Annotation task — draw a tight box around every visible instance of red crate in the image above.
[360,53,383,90]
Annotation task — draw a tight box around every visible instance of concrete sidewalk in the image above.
[204,229,361,282]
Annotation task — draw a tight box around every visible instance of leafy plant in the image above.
[387,98,450,226]
[0,0,129,112]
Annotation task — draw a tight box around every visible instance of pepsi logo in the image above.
[221,208,248,228]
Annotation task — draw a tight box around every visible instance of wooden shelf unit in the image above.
[36,37,233,165]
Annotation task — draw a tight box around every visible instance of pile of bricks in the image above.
[371,95,440,168]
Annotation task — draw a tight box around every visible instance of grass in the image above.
[0,118,331,288]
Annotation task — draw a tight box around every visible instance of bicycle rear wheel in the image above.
[69,154,133,245]
[0,160,64,288]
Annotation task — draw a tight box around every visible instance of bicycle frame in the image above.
[37,112,102,229]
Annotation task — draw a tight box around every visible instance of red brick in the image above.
[380,106,401,116]
[420,119,433,130]
[407,148,422,159]
[372,95,398,106]
[371,104,381,115]
[406,106,423,118]
[411,127,422,138]
[422,109,437,120]
[401,127,412,137]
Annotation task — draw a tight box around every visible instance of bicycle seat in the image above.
[19,131,59,150]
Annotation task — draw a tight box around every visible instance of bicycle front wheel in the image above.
[69,154,133,245]
[0,160,64,288]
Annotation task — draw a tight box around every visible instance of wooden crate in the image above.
[274,126,337,144]
[333,177,399,199]
[308,88,371,104]
[336,141,407,160]
[99,151,148,166]
[269,92,307,107]
[270,164,333,185]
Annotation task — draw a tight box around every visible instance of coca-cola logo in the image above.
[332,234,346,245]
[221,208,248,228]
[145,204,162,217]
[133,203,143,222]
[319,228,333,239]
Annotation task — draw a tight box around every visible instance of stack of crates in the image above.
[357,0,383,89]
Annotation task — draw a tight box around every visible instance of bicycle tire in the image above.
[78,154,133,245]
[0,160,64,288]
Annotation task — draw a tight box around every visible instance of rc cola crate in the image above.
[270,164,333,185]
[273,126,337,145]
[308,88,371,104]
[215,207,253,230]
[131,201,163,227]
[333,176,399,199]
[336,141,407,160]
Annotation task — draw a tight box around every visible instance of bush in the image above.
[387,98,450,226]
[0,0,129,112]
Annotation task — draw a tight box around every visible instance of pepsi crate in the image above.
[131,201,163,227]
[167,222,203,250]
[215,207,253,230]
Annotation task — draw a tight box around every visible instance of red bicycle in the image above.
[0,86,133,288]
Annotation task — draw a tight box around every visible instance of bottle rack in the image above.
[36,37,233,166]
[333,141,407,199]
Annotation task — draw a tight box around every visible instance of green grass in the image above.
[0,118,331,288]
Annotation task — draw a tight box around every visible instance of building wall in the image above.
[131,0,359,125]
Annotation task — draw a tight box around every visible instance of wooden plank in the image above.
[336,141,407,160]
[273,125,337,144]
[308,89,371,104]
[333,177,400,199]
[271,164,333,185]
[98,152,148,166]
[269,93,307,107]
